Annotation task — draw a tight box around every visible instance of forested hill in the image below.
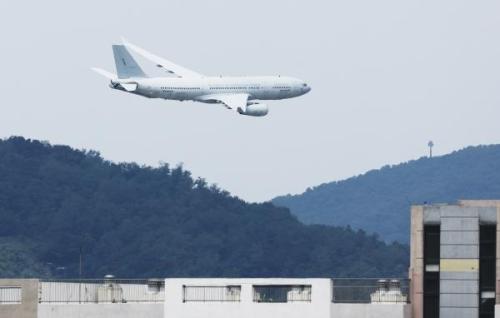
[0,137,408,278]
[273,145,500,243]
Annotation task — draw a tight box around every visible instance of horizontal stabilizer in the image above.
[91,67,117,80]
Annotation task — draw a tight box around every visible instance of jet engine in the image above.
[238,103,269,117]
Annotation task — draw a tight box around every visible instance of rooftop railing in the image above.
[38,277,410,304]
[253,285,312,303]
[183,285,241,302]
[332,278,410,304]
[0,286,22,305]
[39,278,164,304]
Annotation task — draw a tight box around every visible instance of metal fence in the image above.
[253,285,312,303]
[183,285,241,302]
[0,286,22,304]
[39,279,164,303]
[332,278,410,304]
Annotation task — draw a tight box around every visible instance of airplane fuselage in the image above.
[113,76,310,102]
[94,40,311,116]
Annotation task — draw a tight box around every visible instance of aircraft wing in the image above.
[198,94,249,112]
[122,38,204,79]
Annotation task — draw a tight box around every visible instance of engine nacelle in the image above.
[238,103,269,117]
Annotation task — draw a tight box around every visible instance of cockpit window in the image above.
[303,83,308,87]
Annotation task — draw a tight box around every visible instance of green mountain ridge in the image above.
[0,137,408,278]
[273,145,500,243]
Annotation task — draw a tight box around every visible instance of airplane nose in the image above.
[303,86,311,93]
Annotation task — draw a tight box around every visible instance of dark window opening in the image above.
[253,285,311,303]
[423,225,440,318]
[480,225,496,318]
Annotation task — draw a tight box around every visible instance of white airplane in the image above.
[92,39,311,117]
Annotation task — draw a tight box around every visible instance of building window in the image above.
[0,287,22,305]
[480,225,496,318]
[253,285,311,303]
[183,285,241,302]
[424,225,440,266]
[423,225,440,318]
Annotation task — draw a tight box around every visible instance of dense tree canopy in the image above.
[0,137,408,278]
[0,238,50,277]
[273,145,500,242]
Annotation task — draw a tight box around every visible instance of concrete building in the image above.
[9,199,500,318]
[410,200,500,318]
[0,279,38,318]
[0,278,164,318]
[165,278,410,318]
[0,277,410,318]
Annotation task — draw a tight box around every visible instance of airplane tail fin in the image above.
[112,45,147,79]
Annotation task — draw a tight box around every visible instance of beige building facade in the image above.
[0,279,38,318]
[410,200,500,318]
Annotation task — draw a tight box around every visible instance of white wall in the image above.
[331,304,411,318]
[164,278,332,318]
[164,278,411,318]
[38,303,163,318]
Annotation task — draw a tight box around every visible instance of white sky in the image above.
[0,0,499,202]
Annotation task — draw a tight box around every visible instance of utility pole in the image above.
[428,141,434,158]
[79,246,82,304]
[79,246,83,279]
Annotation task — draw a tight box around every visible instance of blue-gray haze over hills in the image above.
[0,137,408,278]
[273,145,500,243]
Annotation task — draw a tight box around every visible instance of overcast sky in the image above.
[0,0,499,202]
